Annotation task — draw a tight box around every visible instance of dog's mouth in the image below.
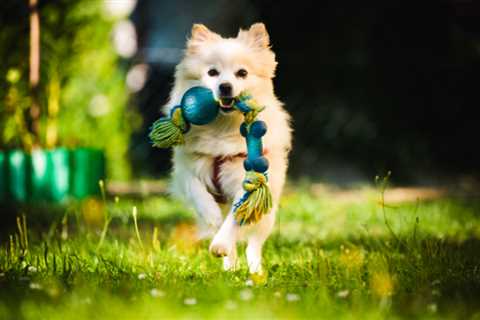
[219,97,235,113]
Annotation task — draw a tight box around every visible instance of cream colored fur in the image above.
[163,23,292,273]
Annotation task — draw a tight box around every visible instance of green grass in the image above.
[1,182,480,319]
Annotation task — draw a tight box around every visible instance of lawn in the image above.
[1,179,480,319]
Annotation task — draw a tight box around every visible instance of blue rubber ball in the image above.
[181,87,219,125]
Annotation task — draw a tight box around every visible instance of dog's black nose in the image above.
[219,82,232,96]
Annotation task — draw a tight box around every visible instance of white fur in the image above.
[164,23,292,273]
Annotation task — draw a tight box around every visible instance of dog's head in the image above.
[176,23,277,115]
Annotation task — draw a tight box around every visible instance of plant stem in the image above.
[132,206,143,249]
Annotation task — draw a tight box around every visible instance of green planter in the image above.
[29,149,49,201]
[71,148,105,199]
[49,148,71,201]
[0,147,105,203]
[7,150,29,202]
[30,148,71,202]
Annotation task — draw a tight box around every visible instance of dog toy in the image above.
[149,87,272,225]
[149,87,219,147]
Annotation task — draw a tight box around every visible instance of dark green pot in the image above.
[6,149,29,202]
[0,147,105,203]
[30,148,70,202]
[48,148,71,201]
[29,149,49,201]
[70,148,105,199]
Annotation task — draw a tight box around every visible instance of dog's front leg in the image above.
[210,193,276,273]
[246,205,276,274]
[180,176,224,238]
[210,214,239,271]
[209,191,243,267]
[209,211,239,259]
[171,150,224,237]
[245,151,287,274]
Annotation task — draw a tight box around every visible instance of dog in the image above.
[163,23,292,274]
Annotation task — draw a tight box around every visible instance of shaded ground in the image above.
[1,181,480,319]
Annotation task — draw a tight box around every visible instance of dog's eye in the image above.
[235,69,248,78]
[208,68,219,77]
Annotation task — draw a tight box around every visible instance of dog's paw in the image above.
[209,240,230,258]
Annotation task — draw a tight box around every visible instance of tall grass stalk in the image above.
[96,180,111,251]
[132,206,144,250]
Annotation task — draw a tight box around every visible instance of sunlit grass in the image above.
[1,181,480,319]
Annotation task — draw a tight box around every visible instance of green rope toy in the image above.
[149,87,272,225]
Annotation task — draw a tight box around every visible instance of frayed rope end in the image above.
[233,172,272,225]
[149,107,188,148]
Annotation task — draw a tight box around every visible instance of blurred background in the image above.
[1,0,479,187]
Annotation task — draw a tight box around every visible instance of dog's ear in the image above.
[190,24,218,42]
[187,24,220,54]
[238,23,270,49]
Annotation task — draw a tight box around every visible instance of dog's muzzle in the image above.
[219,97,235,113]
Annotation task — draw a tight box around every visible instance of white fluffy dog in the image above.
[163,23,292,274]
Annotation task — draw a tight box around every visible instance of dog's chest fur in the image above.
[172,118,246,201]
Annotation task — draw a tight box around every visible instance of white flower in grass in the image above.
[150,288,165,298]
[239,289,253,301]
[184,297,197,305]
[137,273,146,280]
[245,279,254,287]
[286,293,300,302]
